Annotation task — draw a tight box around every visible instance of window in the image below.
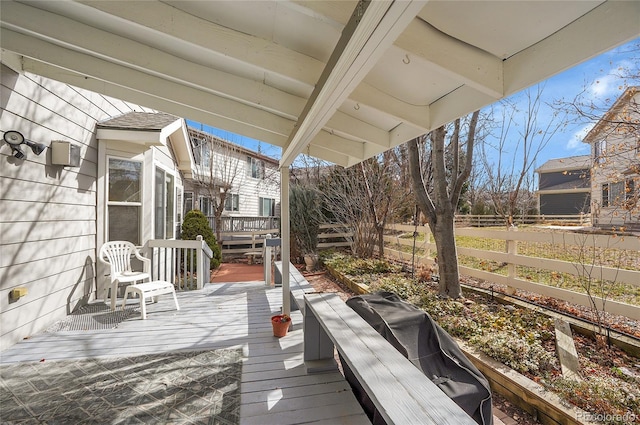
[247,156,265,179]
[154,167,175,239]
[199,196,212,217]
[594,139,606,164]
[108,158,142,245]
[602,179,635,207]
[192,138,211,169]
[224,193,239,211]
[184,192,194,213]
[259,197,275,216]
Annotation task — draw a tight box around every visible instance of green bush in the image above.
[181,210,222,269]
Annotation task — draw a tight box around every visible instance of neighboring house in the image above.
[0,64,194,348]
[184,127,280,229]
[583,87,640,230]
[535,155,591,215]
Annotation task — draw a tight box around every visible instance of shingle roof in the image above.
[98,112,179,131]
[535,155,590,173]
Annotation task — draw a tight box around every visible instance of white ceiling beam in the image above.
[281,0,427,167]
[350,81,431,130]
[21,58,289,148]
[313,131,365,160]
[504,0,640,96]
[44,0,324,86]
[1,29,295,137]
[395,18,504,99]
[2,1,391,150]
[305,144,351,168]
[428,85,495,131]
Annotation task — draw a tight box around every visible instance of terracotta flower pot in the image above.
[271,314,291,337]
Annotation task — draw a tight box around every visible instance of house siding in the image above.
[586,89,640,228]
[184,128,280,219]
[0,65,151,349]
[539,193,591,215]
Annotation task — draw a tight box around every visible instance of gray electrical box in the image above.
[51,141,81,167]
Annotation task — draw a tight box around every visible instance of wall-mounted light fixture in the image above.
[3,130,47,159]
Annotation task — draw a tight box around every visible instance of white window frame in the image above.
[224,193,239,212]
[106,156,143,245]
[154,165,176,240]
[259,197,275,217]
[247,156,265,179]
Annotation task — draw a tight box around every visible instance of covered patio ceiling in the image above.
[1,0,638,167]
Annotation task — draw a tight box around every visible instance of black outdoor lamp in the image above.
[3,130,47,159]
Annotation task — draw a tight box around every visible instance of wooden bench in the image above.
[274,261,315,312]
[122,280,180,320]
[275,261,476,425]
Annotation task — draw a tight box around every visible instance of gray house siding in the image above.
[0,65,150,349]
[539,193,591,215]
[539,169,589,190]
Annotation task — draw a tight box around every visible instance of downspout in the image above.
[280,166,291,315]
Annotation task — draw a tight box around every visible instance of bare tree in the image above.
[480,85,566,226]
[320,150,409,257]
[408,111,480,298]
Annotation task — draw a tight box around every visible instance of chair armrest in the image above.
[134,250,152,273]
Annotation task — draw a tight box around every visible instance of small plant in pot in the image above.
[290,185,323,271]
[271,314,292,337]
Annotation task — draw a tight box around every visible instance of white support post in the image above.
[264,234,272,286]
[281,167,291,316]
[196,235,204,289]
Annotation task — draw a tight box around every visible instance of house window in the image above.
[224,193,239,211]
[199,196,213,216]
[602,184,609,207]
[108,158,142,245]
[594,139,606,164]
[193,138,211,169]
[154,167,175,239]
[259,197,275,216]
[247,156,265,179]
[602,179,635,207]
[626,179,635,201]
[184,192,194,213]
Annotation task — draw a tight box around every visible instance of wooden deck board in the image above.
[0,281,369,425]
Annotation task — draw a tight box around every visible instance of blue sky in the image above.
[188,37,638,167]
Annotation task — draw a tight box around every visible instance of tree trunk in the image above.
[430,213,461,298]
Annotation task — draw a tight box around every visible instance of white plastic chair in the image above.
[99,241,151,310]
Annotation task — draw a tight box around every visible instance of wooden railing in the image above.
[317,223,352,249]
[145,236,213,290]
[384,223,639,319]
[454,213,591,227]
[206,215,280,233]
[220,228,280,256]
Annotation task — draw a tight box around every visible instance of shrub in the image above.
[181,210,222,269]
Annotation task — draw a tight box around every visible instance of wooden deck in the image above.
[0,281,370,425]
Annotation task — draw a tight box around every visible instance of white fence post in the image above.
[264,234,272,286]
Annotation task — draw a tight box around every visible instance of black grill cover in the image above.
[343,291,493,425]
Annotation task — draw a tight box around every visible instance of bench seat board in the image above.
[305,293,476,425]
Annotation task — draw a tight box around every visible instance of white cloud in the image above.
[566,123,594,151]
[585,58,631,101]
